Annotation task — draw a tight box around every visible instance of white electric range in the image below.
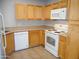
[45,31,60,57]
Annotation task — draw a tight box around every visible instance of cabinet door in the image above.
[29,30,45,47]
[66,25,79,59]
[16,4,26,20]
[5,33,14,56]
[34,6,43,20]
[68,0,79,20]
[39,30,45,46]
[59,35,66,59]
[44,6,51,20]
[58,0,68,8]
[27,5,35,20]
[29,30,40,47]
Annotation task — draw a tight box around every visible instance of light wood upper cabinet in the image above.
[44,6,51,20]
[16,4,44,20]
[27,5,35,20]
[5,33,15,56]
[29,30,45,47]
[58,0,68,8]
[16,4,27,20]
[16,4,35,20]
[27,5,44,20]
[34,6,44,20]
[16,1,68,20]
[67,0,79,20]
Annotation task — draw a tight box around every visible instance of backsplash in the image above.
[44,20,68,26]
[16,20,45,26]
[16,20,67,27]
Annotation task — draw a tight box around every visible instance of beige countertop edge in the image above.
[5,26,54,35]
[5,26,68,37]
[5,29,52,35]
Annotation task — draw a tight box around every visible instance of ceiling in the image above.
[33,0,59,4]
[34,0,59,2]
[16,0,59,5]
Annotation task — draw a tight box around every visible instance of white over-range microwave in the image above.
[50,8,67,19]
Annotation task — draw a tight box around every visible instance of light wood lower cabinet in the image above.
[66,24,79,59]
[5,33,15,56]
[39,30,45,46]
[29,30,45,47]
[59,35,67,59]
[5,30,45,55]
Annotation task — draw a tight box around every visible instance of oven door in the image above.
[45,33,59,51]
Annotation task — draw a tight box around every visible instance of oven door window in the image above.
[47,36,55,46]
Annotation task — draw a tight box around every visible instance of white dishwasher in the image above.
[14,32,29,51]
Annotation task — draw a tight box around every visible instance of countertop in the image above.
[5,25,67,37]
[5,25,54,34]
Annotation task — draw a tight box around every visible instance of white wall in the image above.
[0,0,2,12]
[2,0,16,27]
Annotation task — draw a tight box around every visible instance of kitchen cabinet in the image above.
[44,6,51,20]
[16,0,67,20]
[16,4,27,20]
[16,4,44,20]
[39,30,45,46]
[58,0,68,8]
[14,32,29,51]
[27,5,35,20]
[34,6,44,20]
[65,0,79,59]
[67,0,79,21]
[27,5,44,20]
[59,35,67,59]
[16,4,35,20]
[29,30,45,47]
[66,24,79,59]
[5,33,15,56]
